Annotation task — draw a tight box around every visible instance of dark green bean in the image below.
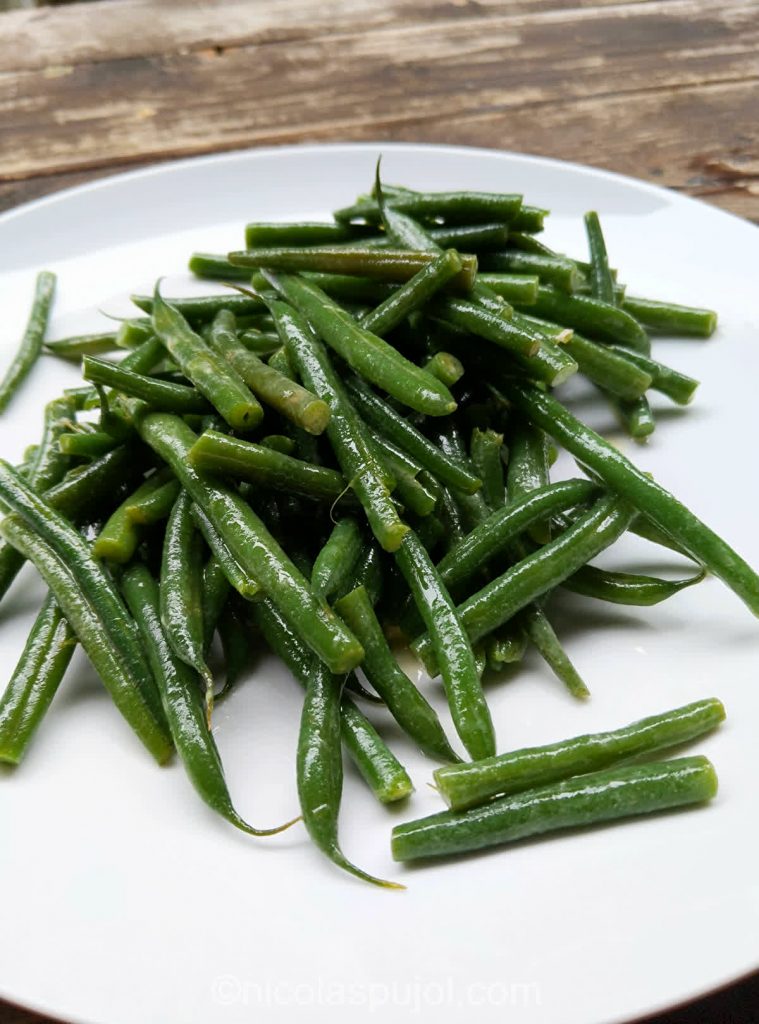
[470,428,505,510]
[245,221,372,248]
[584,211,616,305]
[93,470,174,563]
[564,564,706,605]
[479,252,583,293]
[476,273,540,305]
[622,295,717,338]
[521,603,589,699]
[396,529,495,760]
[393,756,718,861]
[563,332,653,400]
[216,598,252,699]
[190,502,261,600]
[207,309,330,433]
[435,698,725,811]
[312,518,363,600]
[422,351,464,388]
[609,347,699,405]
[0,271,56,414]
[360,249,463,337]
[82,355,209,414]
[502,380,759,615]
[520,286,650,353]
[335,190,523,225]
[45,332,119,362]
[507,418,551,543]
[201,554,231,650]
[261,272,456,417]
[0,593,76,764]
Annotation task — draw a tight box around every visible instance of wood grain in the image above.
[0,0,757,220]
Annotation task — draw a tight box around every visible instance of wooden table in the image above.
[0,1,757,1021]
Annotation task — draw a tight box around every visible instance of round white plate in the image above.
[1,143,758,1024]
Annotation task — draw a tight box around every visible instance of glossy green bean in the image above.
[521,286,650,353]
[115,319,155,350]
[0,593,76,764]
[360,249,463,337]
[507,418,551,543]
[502,380,759,615]
[609,348,699,405]
[151,290,263,430]
[189,253,252,281]
[479,252,583,293]
[565,564,705,605]
[261,272,456,417]
[312,518,363,599]
[393,756,718,861]
[132,292,265,322]
[207,309,330,434]
[584,211,616,305]
[93,470,173,562]
[0,515,172,763]
[335,190,523,225]
[137,413,364,672]
[45,332,119,362]
[608,393,656,440]
[476,273,540,305]
[522,603,589,699]
[82,355,209,414]
[0,271,56,414]
[470,428,505,510]
[562,332,653,400]
[422,351,464,388]
[622,296,717,338]
[124,474,180,525]
[201,554,231,650]
[435,698,725,811]
[396,529,495,760]
[190,502,261,600]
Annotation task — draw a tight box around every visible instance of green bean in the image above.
[297,659,402,887]
[509,310,572,344]
[161,490,215,716]
[124,474,180,525]
[312,518,363,600]
[335,190,523,226]
[396,529,495,760]
[622,295,717,338]
[427,223,510,251]
[435,697,725,811]
[0,593,76,764]
[520,286,650,353]
[510,205,548,232]
[115,319,154,350]
[476,273,540,305]
[609,393,656,440]
[432,297,578,386]
[45,332,119,362]
[584,211,616,305]
[414,494,634,671]
[137,413,364,672]
[479,252,583,293]
[0,271,56,414]
[132,292,264,322]
[261,272,456,417]
[259,434,294,456]
[121,563,294,834]
[190,502,261,600]
[256,271,395,307]
[206,309,330,434]
[253,597,412,803]
[433,425,490,532]
[502,380,759,614]
[151,290,263,430]
[522,604,589,699]
[44,444,146,522]
[339,541,384,606]
[470,428,505,510]
[423,351,464,388]
[238,329,283,356]
[0,460,167,726]
[81,354,209,415]
[393,756,718,861]
[93,470,173,563]
[360,249,463,337]
[266,298,408,552]
[245,221,372,248]
[58,430,117,459]
[562,332,653,400]
[374,435,437,518]
[189,253,252,281]
[485,621,527,670]
[609,348,699,405]
[216,598,252,699]
[201,554,231,650]
[507,231,557,256]
[189,430,350,506]
[344,375,481,494]
[565,564,706,605]
[507,418,551,543]
[0,515,172,763]
[229,246,477,292]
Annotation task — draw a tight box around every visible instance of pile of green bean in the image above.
[0,176,747,885]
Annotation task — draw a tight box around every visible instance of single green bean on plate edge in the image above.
[392,756,718,861]
[621,295,717,337]
[498,381,759,616]
[0,271,56,414]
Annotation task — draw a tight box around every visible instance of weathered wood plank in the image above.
[0,0,680,74]
[0,79,756,223]
[1,1,757,182]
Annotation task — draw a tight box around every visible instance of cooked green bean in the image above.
[45,332,119,362]
[344,375,481,494]
[563,332,653,400]
[393,756,718,861]
[132,292,264,322]
[93,470,174,563]
[435,698,725,811]
[622,295,717,338]
[480,252,583,293]
[266,297,408,552]
[124,474,180,525]
[161,490,215,718]
[360,249,463,337]
[485,621,527,670]
[609,348,699,405]
[189,502,261,601]
[58,430,117,459]
[423,351,464,388]
[201,554,231,650]
[216,598,252,699]
[312,518,363,600]
[261,272,456,417]
[82,355,209,414]
[520,286,650,353]
[297,659,402,887]
[373,435,437,518]
[206,309,330,434]
[335,190,523,226]
[253,597,412,804]
[414,494,635,671]
[0,593,76,764]
[137,413,364,672]
[246,221,374,248]
[151,290,263,430]
[522,603,589,699]
[609,393,656,440]
[476,273,540,305]
[189,253,253,281]
[0,271,56,414]
[0,514,172,763]
[115,319,154,350]
[564,564,705,605]
[502,380,759,615]
[507,418,551,543]
[584,212,616,305]
[396,529,495,760]
[122,563,294,834]
[470,428,505,510]
[238,329,283,356]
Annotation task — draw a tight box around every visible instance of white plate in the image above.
[1,143,758,1024]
